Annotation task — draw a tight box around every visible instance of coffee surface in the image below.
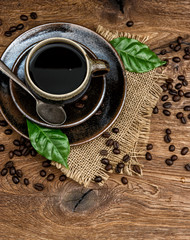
[29,42,87,94]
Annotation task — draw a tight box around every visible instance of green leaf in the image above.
[110,37,166,73]
[27,119,70,168]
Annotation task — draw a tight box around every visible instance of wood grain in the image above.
[0,0,190,239]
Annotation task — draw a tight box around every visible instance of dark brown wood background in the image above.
[0,0,190,239]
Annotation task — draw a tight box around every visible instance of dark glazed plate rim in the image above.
[0,22,127,146]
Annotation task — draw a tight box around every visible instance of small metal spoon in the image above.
[0,60,67,126]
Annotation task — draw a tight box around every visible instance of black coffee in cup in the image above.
[29,42,87,94]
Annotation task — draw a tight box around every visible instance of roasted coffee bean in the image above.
[177,36,183,44]
[42,160,51,167]
[182,80,188,86]
[9,26,17,32]
[145,152,152,161]
[0,120,8,127]
[13,139,20,146]
[188,114,190,119]
[185,164,190,171]
[167,83,173,90]
[184,92,190,98]
[13,150,22,156]
[169,145,175,152]
[102,131,110,138]
[16,23,24,30]
[175,83,182,89]
[33,183,44,191]
[181,117,187,124]
[25,140,32,147]
[19,145,25,151]
[16,169,23,178]
[176,112,183,119]
[22,147,30,156]
[0,144,5,152]
[0,19,2,26]
[12,176,20,184]
[184,106,190,111]
[115,166,121,174]
[174,45,181,52]
[132,165,141,174]
[24,178,29,186]
[165,159,173,166]
[161,95,168,101]
[169,43,174,49]
[9,167,16,175]
[163,102,172,109]
[47,173,55,181]
[94,176,102,183]
[171,155,178,161]
[30,12,38,19]
[181,147,189,155]
[161,84,167,92]
[164,134,171,143]
[160,49,167,55]
[172,57,181,63]
[95,109,102,116]
[106,139,114,146]
[81,94,88,101]
[169,89,177,95]
[112,127,119,133]
[101,158,109,165]
[4,31,12,37]
[146,144,153,150]
[113,141,119,149]
[4,161,13,168]
[178,90,184,97]
[75,102,84,109]
[20,15,28,21]
[100,150,108,156]
[172,95,181,102]
[163,110,171,116]
[126,20,134,27]
[183,55,190,60]
[113,148,120,154]
[184,47,190,53]
[153,106,159,114]
[178,75,185,81]
[9,151,14,159]
[30,149,37,157]
[105,164,113,171]
[40,170,46,177]
[1,168,8,176]
[20,136,26,145]
[166,78,174,84]
[165,128,171,134]
[163,59,169,66]
[123,154,130,162]
[59,174,67,181]
[118,162,125,169]
[121,177,128,185]
[4,129,13,135]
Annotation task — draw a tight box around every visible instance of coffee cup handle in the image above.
[89,58,110,77]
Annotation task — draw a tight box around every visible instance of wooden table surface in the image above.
[0,0,190,239]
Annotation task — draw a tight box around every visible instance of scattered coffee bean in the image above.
[181,147,189,155]
[9,167,16,175]
[33,183,44,191]
[13,139,20,146]
[163,110,171,116]
[115,166,121,174]
[42,160,51,167]
[153,106,159,114]
[16,23,24,30]
[172,57,181,63]
[16,169,23,178]
[105,164,113,171]
[0,120,8,127]
[167,83,173,90]
[30,12,38,19]
[25,141,32,147]
[1,168,8,176]
[177,36,183,44]
[40,170,46,177]
[166,78,173,83]
[75,102,84,109]
[184,106,190,111]
[164,134,171,143]
[106,139,114,146]
[181,117,187,124]
[118,162,125,169]
[169,89,177,95]
[19,145,25,151]
[172,95,181,102]
[4,31,12,37]
[184,164,190,171]
[160,49,167,55]
[20,15,28,21]
[9,151,14,159]
[81,94,88,101]
[163,59,169,66]
[4,129,13,135]
[161,84,168,92]
[112,127,119,133]
[47,173,55,181]
[113,148,120,154]
[145,152,152,161]
[184,92,190,98]
[163,102,172,109]
[121,177,128,185]
[126,20,134,27]
[94,176,102,183]
[100,150,108,156]
[12,176,20,184]
[0,144,5,152]
[171,155,178,161]
[146,144,153,150]
[30,149,37,157]
[59,174,67,181]
[101,158,109,165]
[182,80,188,86]
[165,128,171,134]
[169,145,175,152]
[178,90,184,97]
[4,161,13,168]
[13,150,22,156]
[183,55,190,60]
[9,26,17,32]
[161,95,168,101]
[20,136,26,145]
[24,178,29,186]
[113,141,119,149]
[184,47,190,53]
[22,147,30,156]
[178,75,185,81]
[132,165,141,174]
[123,154,130,162]
[165,159,173,166]
[175,83,182,90]
[0,19,2,26]
[169,44,174,49]
[176,112,183,119]
[102,131,110,138]
[174,45,181,52]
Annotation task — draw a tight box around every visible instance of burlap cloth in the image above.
[52,26,165,187]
